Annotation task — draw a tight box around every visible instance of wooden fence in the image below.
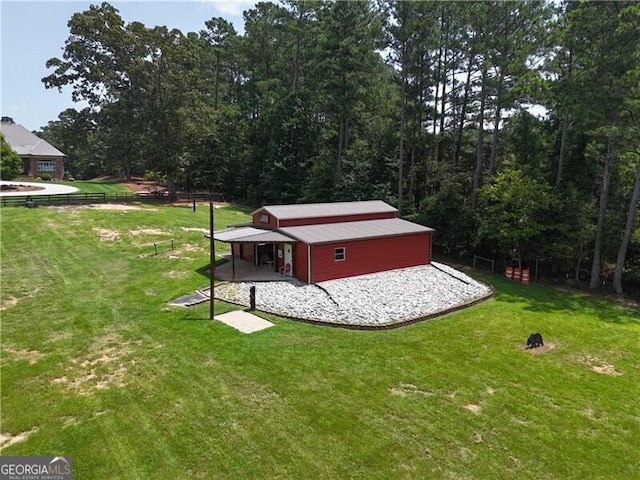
[0,191,226,207]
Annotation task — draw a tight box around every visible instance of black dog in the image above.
[527,333,544,348]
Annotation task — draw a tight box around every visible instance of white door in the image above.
[284,244,293,274]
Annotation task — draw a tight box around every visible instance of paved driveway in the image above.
[0,180,78,196]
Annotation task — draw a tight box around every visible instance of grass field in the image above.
[1,202,639,479]
[63,178,134,194]
[10,178,133,194]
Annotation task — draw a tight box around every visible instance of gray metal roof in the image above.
[0,122,65,157]
[279,218,434,245]
[212,226,296,243]
[253,200,397,220]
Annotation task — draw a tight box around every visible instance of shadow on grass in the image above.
[179,313,213,321]
[196,257,229,279]
[474,270,640,325]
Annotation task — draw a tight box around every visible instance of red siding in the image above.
[309,232,431,283]
[293,243,309,283]
[252,209,278,228]
[279,211,396,227]
[240,243,254,264]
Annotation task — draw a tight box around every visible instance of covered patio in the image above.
[214,253,292,282]
[210,226,297,282]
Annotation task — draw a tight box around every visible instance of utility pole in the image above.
[209,202,215,320]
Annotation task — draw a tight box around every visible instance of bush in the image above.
[143,170,166,183]
[0,133,22,180]
[39,173,52,181]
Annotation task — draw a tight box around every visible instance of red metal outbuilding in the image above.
[213,200,434,283]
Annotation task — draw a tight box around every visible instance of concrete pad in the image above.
[214,310,275,334]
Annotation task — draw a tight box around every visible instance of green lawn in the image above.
[17,178,133,194]
[1,203,639,479]
[64,178,134,194]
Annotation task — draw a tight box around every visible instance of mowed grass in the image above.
[17,178,133,194]
[1,203,639,479]
[65,179,133,194]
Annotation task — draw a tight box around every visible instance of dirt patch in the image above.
[0,296,19,311]
[0,287,41,311]
[88,204,149,211]
[235,382,280,408]
[181,227,210,234]
[465,404,482,414]
[163,270,189,279]
[0,427,39,450]
[2,346,45,365]
[180,243,205,253]
[93,227,120,241]
[117,178,165,194]
[130,228,168,236]
[162,243,205,259]
[389,383,434,397]
[52,333,135,395]
[47,330,73,344]
[578,354,622,376]
[60,416,80,429]
[49,204,153,211]
[519,342,557,355]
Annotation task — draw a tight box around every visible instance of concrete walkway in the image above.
[0,180,78,196]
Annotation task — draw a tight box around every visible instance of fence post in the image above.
[249,286,256,311]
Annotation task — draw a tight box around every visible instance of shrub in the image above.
[0,133,22,180]
[143,170,166,183]
[39,173,52,181]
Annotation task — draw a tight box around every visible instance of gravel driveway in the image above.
[213,262,492,328]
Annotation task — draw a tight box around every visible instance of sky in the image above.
[1,0,256,132]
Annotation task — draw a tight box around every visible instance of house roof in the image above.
[279,218,434,245]
[253,200,397,220]
[0,121,64,157]
[212,226,296,243]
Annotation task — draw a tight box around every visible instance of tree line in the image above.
[38,1,640,294]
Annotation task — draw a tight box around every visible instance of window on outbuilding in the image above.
[259,213,269,223]
[334,247,345,261]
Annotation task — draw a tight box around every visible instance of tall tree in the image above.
[317,0,385,182]
[559,1,640,289]
[612,3,640,294]
[200,18,238,110]
[477,168,552,265]
[38,108,96,178]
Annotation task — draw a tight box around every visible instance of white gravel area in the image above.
[213,262,492,327]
